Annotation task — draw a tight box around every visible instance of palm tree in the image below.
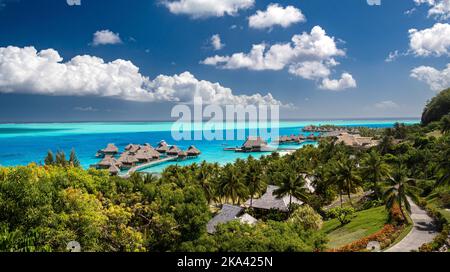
[245,157,265,207]
[435,145,450,187]
[273,168,309,213]
[69,148,80,167]
[196,161,217,204]
[360,150,391,198]
[378,135,394,155]
[217,164,248,205]
[383,167,416,221]
[333,157,361,207]
[44,150,54,166]
[440,114,450,134]
[143,173,159,184]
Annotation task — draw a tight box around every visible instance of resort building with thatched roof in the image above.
[186,145,201,157]
[108,164,120,176]
[206,204,257,234]
[156,141,169,153]
[245,185,303,212]
[177,150,188,159]
[96,156,120,169]
[167,145,182,156]
[242,136,268,152]
[117,153,139,169]
[335,133,379,149]
[98,143,119,157]
[125,144,140,154]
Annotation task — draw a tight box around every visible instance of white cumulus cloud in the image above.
[162,0,254,18]
[248,3,306,30]
[411,63,450,91]
[319,73,357,91]
[288,61,331,80]
[0,46,284,106]
[409,23,450,56]
[210,34,224,50]
[92,30,122,46]
[202,26,355,90]
[414,0,450,20]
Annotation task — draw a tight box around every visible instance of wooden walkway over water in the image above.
[120,156,178,178]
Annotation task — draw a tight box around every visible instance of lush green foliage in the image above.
[422,88,450,125]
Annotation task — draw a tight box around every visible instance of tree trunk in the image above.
[347,187,353,207]
[400,203,408,222]
[340,191,343,207]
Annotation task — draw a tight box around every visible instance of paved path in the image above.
[386,197,438,252]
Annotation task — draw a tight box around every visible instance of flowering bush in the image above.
[329,224,403,252]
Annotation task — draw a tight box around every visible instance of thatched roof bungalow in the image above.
[245,185,303,212]
[207,204,243,234]
[186,145,201,157]
[167,145,182,156]
[336,133,379,149]
[178,150,188,158]
[108,164,120,176]
[100,143,119,156]
[242,137,267,151]
[156,141,169,153]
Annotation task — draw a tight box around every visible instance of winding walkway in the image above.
[385,197,438,252]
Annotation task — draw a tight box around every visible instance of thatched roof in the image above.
[178,150,188,157]
[186,145,201,156]
[245,185,303,212]
[108,164,120,175]
[118,153,139,164]
[167,145,181,155]
[206,204,243,234]
[156,141,169,153]
[336,133,379,148]
[98,156,118,167]
[135,150,152,161]
[242,137,267,149]
[102,143,118,153]
[239,213,257,225]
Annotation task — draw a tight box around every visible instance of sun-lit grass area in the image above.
[427,196,450,222]
[321,206,389,249]
[426,130,443,138]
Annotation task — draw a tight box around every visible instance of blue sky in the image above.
[0,0,449,122]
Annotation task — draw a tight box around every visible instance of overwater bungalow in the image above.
[96,156,120,169]
[186,145,201,157]
[307,133,316,140]
[156,141,169,153]
[97,143,119,157]
[242,136,268,152]
[177,150,188,159]
[117,153,139,169]
[125,144,140,154]
[108,164,120,176]
[167,145,182,156]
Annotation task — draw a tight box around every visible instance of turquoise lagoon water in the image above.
[0,119,419,173]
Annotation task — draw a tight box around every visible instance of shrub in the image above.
[289,205,323,231]
[326,207,355,225]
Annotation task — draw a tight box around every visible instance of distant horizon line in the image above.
[0,117,421,125]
